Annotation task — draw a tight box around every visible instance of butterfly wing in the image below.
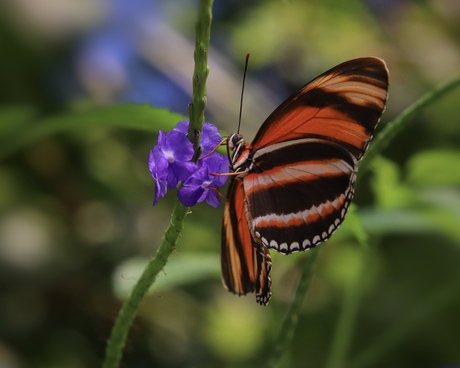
[221,178,272,304]
[243,138,357,253]
[222,57,389,300]
[250,57,389,161]
[242,57,389,254]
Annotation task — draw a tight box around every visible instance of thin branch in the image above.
[101,1,214,367]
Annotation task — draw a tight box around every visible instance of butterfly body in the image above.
[228,133,254,174]
[221,57,389,305]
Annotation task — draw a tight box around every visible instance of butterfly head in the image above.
[228,133,244,151]
[228,133,252,175]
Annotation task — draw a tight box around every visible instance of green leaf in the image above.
[370,156,415,209]
[0,104,186,160]
[407,150,460,186]
[351,274,460,368]
[418,188,460,243]
[359,73,460,176]
[340,205,368,246]
[0,105,37,137]
[112,253,220,299]
[359,208,438,235]
[358,188,460,243]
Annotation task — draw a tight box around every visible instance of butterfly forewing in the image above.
[221,179,272,304]
[251,57,389,160]
[221,57,389,304]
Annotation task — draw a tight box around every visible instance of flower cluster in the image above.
[148,121,229,208]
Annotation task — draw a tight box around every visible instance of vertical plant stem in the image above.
[350,275,460,368]
[102,1,214,367]
[189,0,214,154]
[267,249,319,368]
[323,74,460,368]
[325,248,368,368]
[264,72,460,368]
[102,202,189,368]
[359,74,460,176]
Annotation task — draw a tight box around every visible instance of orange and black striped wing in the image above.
[251,57,389,161]
[242,58,389,254]
[221,179,272,305]
[243,138,357,253]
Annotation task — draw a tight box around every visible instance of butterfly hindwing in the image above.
[243,138,357,253]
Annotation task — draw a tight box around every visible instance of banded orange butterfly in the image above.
[221,57,389,305]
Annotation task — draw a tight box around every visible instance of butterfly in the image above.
[220,57,389,305]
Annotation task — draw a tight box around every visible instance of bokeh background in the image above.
[1,0,460,367]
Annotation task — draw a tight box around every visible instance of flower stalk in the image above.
[189,0,213,153]
[102,1,214,367]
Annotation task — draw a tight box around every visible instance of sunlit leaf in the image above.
[0,104,186,160]
[0,105,37,137]
[113,253,220,299]
[359,208,438,235]
[407,150,460,186]
[370,156,415,209]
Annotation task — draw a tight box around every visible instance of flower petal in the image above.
[149,120,227,207]
[173,120,189,135]
[201,122,223,154]
[204,189,221,208]
[151,155,169,182]
[162,130,194,162]
[173,161,198,183]
[177,166,210,206]
[177,183,204,207]
[201,153,229,187]
[153,178,168,205]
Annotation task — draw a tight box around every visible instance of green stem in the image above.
[102,202,188,368]
[102,1,214,367]
[350,275,460,368]
[267,249,319,368]
[189,0,213,155]
[325,247,368,368]
[325,74,460,367]
[267,73,460,368]
[359,74,460,175]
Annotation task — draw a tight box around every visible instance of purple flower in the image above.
[178,153,229,208]
[174,121,223,154]
[148,149,168,205]
[149,121,229,207]
[148,129,197,204]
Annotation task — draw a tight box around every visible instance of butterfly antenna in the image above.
[237,52,250,134]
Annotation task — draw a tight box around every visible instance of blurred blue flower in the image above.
[149,121,229,207]
[364,0,409,21]
[71,0,189,112]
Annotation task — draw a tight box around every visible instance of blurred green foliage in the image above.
[1,1,460,368]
